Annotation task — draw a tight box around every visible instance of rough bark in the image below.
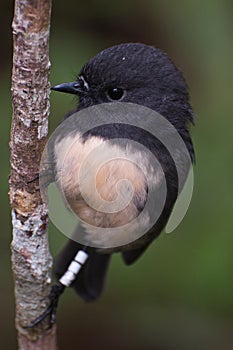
[9,0,57,349]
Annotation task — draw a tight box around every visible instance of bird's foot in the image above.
[27,167,55,187]
[26,282,65,329]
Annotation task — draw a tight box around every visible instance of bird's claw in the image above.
[26,283,65,329]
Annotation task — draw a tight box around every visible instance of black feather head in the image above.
[79,43,194,123]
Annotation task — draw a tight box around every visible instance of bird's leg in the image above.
[27,249,89,329]
[26,282,65,329]
[27,167,56,187]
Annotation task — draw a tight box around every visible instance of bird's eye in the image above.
[106,87,125,101]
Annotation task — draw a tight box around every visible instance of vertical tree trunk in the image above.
[9,0,57,349]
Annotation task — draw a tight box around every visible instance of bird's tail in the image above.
[54,240,111,301]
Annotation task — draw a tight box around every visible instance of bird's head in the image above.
[52,43,194,129]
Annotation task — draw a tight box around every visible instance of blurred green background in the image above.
[1,0,233,349]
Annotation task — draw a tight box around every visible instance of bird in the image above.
[29,42,195,328]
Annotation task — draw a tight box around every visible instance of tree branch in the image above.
[9,0,57,348]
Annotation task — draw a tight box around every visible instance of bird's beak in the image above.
[51,81,82,95]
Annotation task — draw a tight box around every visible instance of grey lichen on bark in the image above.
[10,0,57,348]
